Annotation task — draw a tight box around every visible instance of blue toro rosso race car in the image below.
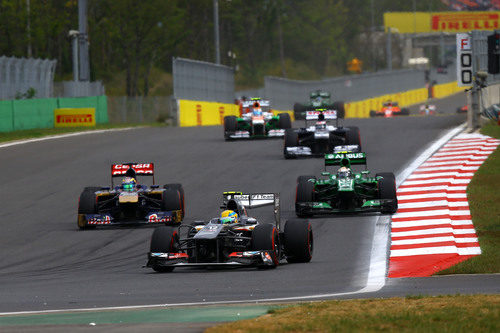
[146,192,313,272]
[77,163,184,229]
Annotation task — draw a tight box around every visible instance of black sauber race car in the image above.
[77,163,184,229]
[284,109,361,158]
[146,192,313,272]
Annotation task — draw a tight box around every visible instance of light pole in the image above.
[213,0,221,64]
[27,0,32,57]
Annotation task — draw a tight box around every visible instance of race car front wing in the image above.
[146,250,276,268]
[296,199,397,215]
[80,210,182,226]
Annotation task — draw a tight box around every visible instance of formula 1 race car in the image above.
[224,98,292,140]
[293,90,345,120]
[370,101,409,118]
[146,192,313,272]
[419,104,436,115]
[77,163,184,229]
[284,109,361,158]
[295,149,397,217]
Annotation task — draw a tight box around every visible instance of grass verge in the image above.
[207,295,499,333]
[438,120,500,275]
[0,123,167,144]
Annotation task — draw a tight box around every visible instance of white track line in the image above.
[0,123,467,316]
[0,127,136,149]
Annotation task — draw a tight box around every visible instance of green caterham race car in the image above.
[295,149,398,217]
[293,90,345,120]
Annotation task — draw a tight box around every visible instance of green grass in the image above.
[207,295,500,332]
[438,120,500,275]
[0,123,167,144]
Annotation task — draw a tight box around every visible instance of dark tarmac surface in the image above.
[2,93,492,333]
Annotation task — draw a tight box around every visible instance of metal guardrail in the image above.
[173,57,235,103]
[0,56,57,100]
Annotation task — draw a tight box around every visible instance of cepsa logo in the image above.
[112,163,154,175]
[56,114,93,124]
[432,13,499,31]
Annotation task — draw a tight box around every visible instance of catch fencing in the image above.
[0,56,57,100]
[262,69,426,110]
[53,81,105,98]
[107,96,176,124]
[173,57,235,104]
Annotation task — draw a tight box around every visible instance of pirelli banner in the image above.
[54,108,96,127]
[384,11,500,33]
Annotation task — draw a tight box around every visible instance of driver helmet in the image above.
[220,210,238,224]
[316,120,327,130]
[337,167,352,179]
[122,177,136,191]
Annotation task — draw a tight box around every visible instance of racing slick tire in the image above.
[376,172,398,214]
[399,108,410,116]
[161,188,183,223]
[332,101,345,118]
[224,116,238,140]
[252,223,280,268]
[150,226,179,272]
[284,129,299,159]
[77,187,100,230]
[295,176,316,217]
[293,103,306,120]
[278,113,292,129]
[369,110,377,117]
[163,183,185,218]
[345,126,362,150]
[284,219,313,263]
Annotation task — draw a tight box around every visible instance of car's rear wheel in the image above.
[376,172,398,214]
[296,176,316,217]
[369,110,377,117]
[224,116,237,140]
[252,223,279,268]
[284,219,313,263]
[284,129,298,159]
[345,126,362,150]
[332,101,345,118]
[150,226,179,272]
[163,183,185,218]
[293,103,306,120]
[278,113,292,129]
[400,108,410,116]
[77,187,99,230]
[161,188,183,223]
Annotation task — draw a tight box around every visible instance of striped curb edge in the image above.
[389,132,500,277]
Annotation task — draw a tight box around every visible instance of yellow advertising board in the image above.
[384,11,500,33]
[178,100,239,127]
[54,108,96,127]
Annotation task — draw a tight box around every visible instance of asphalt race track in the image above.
[0,93,487,313]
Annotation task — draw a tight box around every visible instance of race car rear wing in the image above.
[241,99,270,108]
[325,152,367,167]
[222,191,280,229]
[305,110,337,120]
[111,163,155,186]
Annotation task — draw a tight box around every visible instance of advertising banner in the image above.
[384,11,500,33]
[54,108,96,127]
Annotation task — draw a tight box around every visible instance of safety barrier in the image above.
[345,82,463,118]
[178,82,463,125]
[0,96,108,132]
[177,100,295,127]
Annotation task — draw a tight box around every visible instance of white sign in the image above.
[457,33,472,87]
